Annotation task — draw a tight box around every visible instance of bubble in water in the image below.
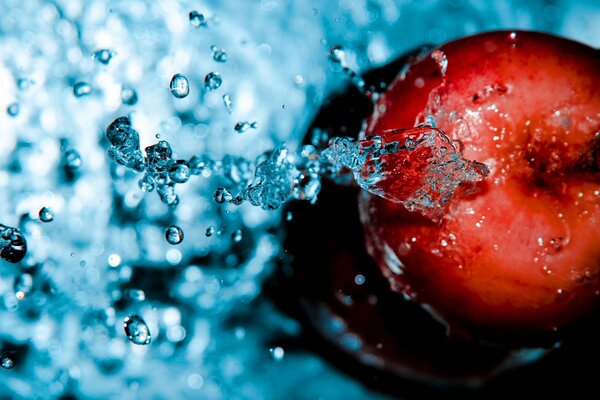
[234,121,258,133]
[204,72,222,90]
[123,315,151,345]
[73,82,92,97]
[222,94,233,113]
[38,207,54,223]
[205,226,215,237]
[213,188,233,204]
[232,229,243,243]
[63,149,82,170]
[125,289,146,302]
[1,352,15,369]
[170,74,190,99]
[7,102,19,117]
[168,161,191,184]
[93,49,116,65]
[0,224,27,263]
[189,11,207,28]
[329,45,346,65]
[211,46,228,62]
[269,347,285,362]
[165,225,184,245]
[121,84,138,105]
[431,50,448,75]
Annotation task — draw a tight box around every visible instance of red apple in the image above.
[359,31,600,344]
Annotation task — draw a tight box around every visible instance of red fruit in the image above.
[360,31,600,343]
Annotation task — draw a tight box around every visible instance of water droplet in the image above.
[93,49,116,65]
[431,50,448,75]
[123,315,151,345]
[508,32,519,47]
[63,149,82,169]
[168,160,191,184]
[354,274,366,285]
[138,173,155,192]
[121,84,138,105]
[269,346,285,362]
[125,289,146,302]
[211,46,228,62]
[286,211,293,221]
[329,45,346,65]
[170,74,190,99]
[204,72,222,90]
[145,141,173,172]
[73,82,92,97]
[17,78,31,91]
[0,224,27,263]
[38,207,54,222]
[165,225,184,245]
[1,352,15,369]
[189,155,214,176]
[234,121,258,133]
[213,188,233,204]
[7,102,19,117]
[189,11,206,28]
[205,226,215,237]
[108,253,122,267]
[222,94,233,113]
[232,229,243,243]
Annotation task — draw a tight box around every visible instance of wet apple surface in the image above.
[361,31,600,344]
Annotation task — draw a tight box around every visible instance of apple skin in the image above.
[359,31,600,344]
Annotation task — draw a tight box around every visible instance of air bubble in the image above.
[189,11,207,28]
[39,207,54,223]
[168,161,191,184]
[222,94,233,113]
[165,225,184,245]
[0,224,27,263]
[121,84,138,105]
[205,226,215,237]
[73,82,92,97]
[170,74,190,99]
[204,72,222,90]
[93,49,115,65]
[123,315,151,345]
[232,229,243,243]
[1,352,15,369]
[214,188,233,204]
[7,102,19,117]
[211,46,228,62]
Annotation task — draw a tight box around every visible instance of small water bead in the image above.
[204,72,222,90]
[269,347,285,362]
[7,102,19,117]
[232,229,243,243]
[328,45,346,65]
[38,207,54,223]
[63,149,82,170]
[168,160,191,184]
[73,82,92,97]
[211,46,228,62]
[125,289,146,302]
[431,50,448,75]
[189,11,207,28]
[234,121,258,133]
[222,94,232,113]
[165,225,184,245]
[170,74,190,99]
[123,315,151,345]
[205,226,215,237]
[157,183,180,207]
[121,84,138,105]
[17,78,31,91]
[213,188,233,204]
[1,352,15,369]
[0,224,27,263]
[93,49,116,65]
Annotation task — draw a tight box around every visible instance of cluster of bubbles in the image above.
[0,0,596,398]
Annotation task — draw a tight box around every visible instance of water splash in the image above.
[0,224,27,263]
